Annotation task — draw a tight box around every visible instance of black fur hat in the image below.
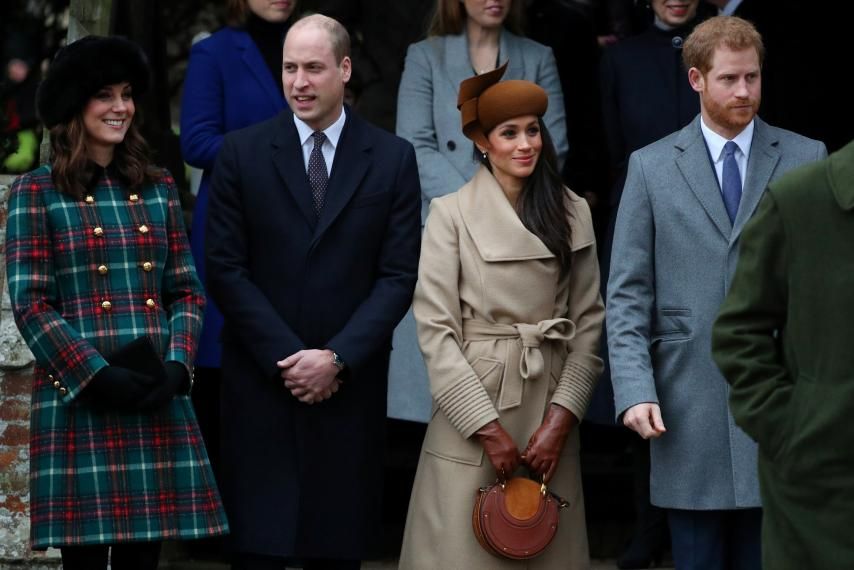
[36,35,150,128]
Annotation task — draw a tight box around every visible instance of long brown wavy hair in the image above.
[49,113,158,199]
[475,118,573,278]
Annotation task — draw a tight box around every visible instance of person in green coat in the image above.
[712,139,854,569]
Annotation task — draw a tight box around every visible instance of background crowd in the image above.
[2,0,854,568]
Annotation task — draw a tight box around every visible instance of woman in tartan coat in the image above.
[4,36,228,569]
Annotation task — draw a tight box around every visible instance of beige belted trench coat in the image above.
[399,166,604,569]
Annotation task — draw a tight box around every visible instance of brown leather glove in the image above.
[522,404,578,483]
[476,420,521,480]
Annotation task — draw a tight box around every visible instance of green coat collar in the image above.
[830,139,854,211]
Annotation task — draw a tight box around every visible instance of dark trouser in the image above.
[60,542,161,570]
[667,508,762,570]
[231,553,361,570]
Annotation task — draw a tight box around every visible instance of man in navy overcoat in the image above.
[206,14,421,570]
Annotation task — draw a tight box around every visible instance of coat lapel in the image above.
[459,166,555,261]
[443,30,525,97]
[830,140,854,211]
[271,114,317,228]
[312,110,370,245]
[235,30,284,111]
[675,117,732,239]
[731,117,780,242]
[443,32,475,98]
[500,30,525,81]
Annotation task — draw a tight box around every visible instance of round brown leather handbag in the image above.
[472,476,569,560]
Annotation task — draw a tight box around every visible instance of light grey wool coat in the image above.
[607,115,826,510]
[399,167,603,569]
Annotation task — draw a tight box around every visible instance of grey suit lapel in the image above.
[443,29,523,97]
[443,33,474,97]
[675,117,732,238]
[731,117,780,242]
[500,30,524,79]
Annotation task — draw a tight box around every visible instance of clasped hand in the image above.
[477,405,576,483]
[277,349,341,405]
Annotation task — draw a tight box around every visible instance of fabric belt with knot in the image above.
[461,318,576,411]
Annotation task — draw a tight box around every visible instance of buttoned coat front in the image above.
[399,167,604,569]
[5,166,228,548]
[607,116,826,509]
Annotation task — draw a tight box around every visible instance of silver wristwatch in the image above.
[331,351,346,372]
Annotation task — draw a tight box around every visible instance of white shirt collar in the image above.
[293,107,347,149]
[700,116,755,163]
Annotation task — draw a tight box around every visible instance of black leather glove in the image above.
[82,366,158,412]
[139,361,189,410]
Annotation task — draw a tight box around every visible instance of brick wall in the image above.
[0,176,61,566]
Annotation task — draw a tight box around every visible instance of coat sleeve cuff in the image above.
[551,357,600,421]
[612,375,659,422]
[434,373,499,439]
[55,352,109,404]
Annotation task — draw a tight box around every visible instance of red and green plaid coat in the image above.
[5,164,229,548]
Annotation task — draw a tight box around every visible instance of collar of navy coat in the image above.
[270,109,370,241]
[457,165,594,262]
[675,114,781,244]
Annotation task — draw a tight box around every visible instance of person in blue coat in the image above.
[180,0,297,372]
[179,1,297,495]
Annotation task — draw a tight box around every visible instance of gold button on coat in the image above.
[142,261,153,272]
[146,298,156,308]
[98,265,108,275]
[53,380,61,389]
[138,224,149,234]
[129,193,139,202]
[59,387,68,396]
[101,301,112,311]
[85,195,94,203]
[93,227,104,237]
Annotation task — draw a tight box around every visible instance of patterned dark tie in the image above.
[722,140,742,223]
[308,131,329,214]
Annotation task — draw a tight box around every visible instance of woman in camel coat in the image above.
[399,64,604,569]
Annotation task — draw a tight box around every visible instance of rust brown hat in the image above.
[457,61,548,149]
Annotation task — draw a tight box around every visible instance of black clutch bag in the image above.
[105,337,166,380]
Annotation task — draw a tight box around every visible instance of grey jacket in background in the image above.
[396,28,568,223]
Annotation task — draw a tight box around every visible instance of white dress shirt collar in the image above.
[293,108,347,171]
[701,116,754,164]
[701,117,754,193]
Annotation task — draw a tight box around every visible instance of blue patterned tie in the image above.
[308,131,328,214]
[722,141,742,223]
